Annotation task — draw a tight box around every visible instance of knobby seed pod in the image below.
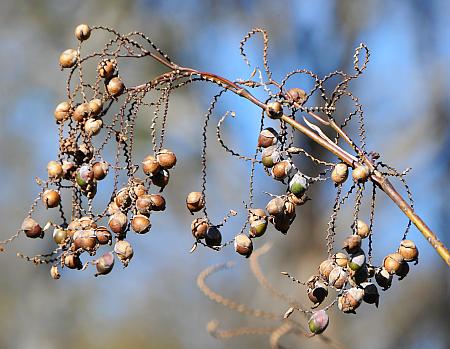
[234,234,253,258]
[261,145,281,168]
[360,282,380,307]
[257,127,278,148]
[84,118,103,136]
[333,252,348,268]
[64,254,82,269]
[94,252,115,277]
[343,234,362,254]
[272,160,292,181]
[348,250,366,271]
[191,218,208,240]
[114,240,133,267]
[73,103,90,122]
[383,252,404,275]
[331,163,349,185]
[399,240,419,262]
[75,24,91,41]
[54,101,71,123]
[186,191,205,213]
[47,161,63,179]
[42,189,61,208]
[50,265,61,280]
[205,226,222,247]
[108,211,128,235]
[131,214,151,234]
[150,194,166,211]
[289,172,308,197]
[318,259,336,281]
[92,161,109,181]
[352,164,370,183]
[97,59,116,79]
[356,219,370,239]
[53,228,67,245]
[59,49,77,68]
[266,101,283,119]
[107,77,125,97]
[21,217,43,239]
[286,87,307,105]
[88,98,103,117]
[308,310,329,335]
[73,230,98,252]
[328,266,348,289]
[307,279,328,307]
[338,287,364,314]
[142,155,161,176]
[375,267,393,290]
[151,169,169,189]
[95,226,112,245]
[156,149,177,169]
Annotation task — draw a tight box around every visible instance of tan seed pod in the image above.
[73,230,98,251]
[399,239,419,262]
[95,226,112,245]
[53,228,67,245]
[107,201,121,216]
[266,196,286,216]
[73,103,90,122]
[343,234,362,254]
[59,49,77,68]
[131,180,147,197]
[257,127,278,148]
[64,254,82,269]
[150,194,166,211]
[383,252,404,274]
[157,149,177,169]
[331,163,348,184]
[136,194,153,215]
[328,266,348,289]
[54,101,71,122]
[107,77,125,96]
[319,259,336,281]
[97,59,116,79]
[266,101,283,119]
[47,160,63,179]
[234,234,253,257]
[50,265,61,280]
[186,191,205,213]
[42,189,61,208]
[78,216,97,229]
[84,118,103,136]
[286,88,307,105]
[142,155,161,176]
[131,214,151,234]
[191,218,209,240]
[21,217,43,239]
[108,211,128,235]
[94,252,115,277]
[338,287,364,314]
[352,165,370,183]
[356,219,370,238]
[333,252,348,267]
[92,161,109,181]
[249,219,268,238]
[114,187,131,209]
[75,24,91,41]
[272,160,292,180]
[248,208,267,223]
[88,98,103,116]
[114,240,133,267]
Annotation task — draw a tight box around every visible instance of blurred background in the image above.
[0,0,449,348]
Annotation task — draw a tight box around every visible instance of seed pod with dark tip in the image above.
[375,267,393,290]
[131,214,151,234]
[150,194,166,211]
[54,101,71,123]
[289,172,308,197]
[331,163,348,185]
[62,161,76,180]
[266,101,283,119]
[338,287,364,314]
[107,77,125,97]
[114,240,133,267]
[349,265,369,286]
[272,160,292,181]
[21,217,43,239]
[319,259,336,281]
[352,165,370,183]
[95,226,112,245]
[307,280,328,307]
[75,24,91,41]
[186,191,205,213]
[191,218,208,240]
[92,161,109,181]
[42,189,61,208]
[249,219,268,238]
[383,252,404,275]
[205,226,222,247]
[308,310,329,335]
[59,49,77,68]
[328,266,348,289]
[50,265,61,280]
[356,220,370,239]
[94,252,114,277]
[73,103,90,122]
[97,59,116,79]
[151,169,170,189]
[333,252,348,268]
[64,254,82,270]
[156,149,177,169]
[257,127,278,148]
[266,196,286,216]
[47,161,63,179]
[396,260,409,280]
[89,99,103,117]
[108,211,128,235]
[399,240,418,262]
[53,228,67,245]
[261,145,281,168]
[348,250,366,271]
[343,235,362,254]
[360,282,380,307]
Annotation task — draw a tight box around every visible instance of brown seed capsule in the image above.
[338,287,364,313]
[151,169,170,189]
[375,267,393,290]
[272,160,292,180]
[257,127,278,148]
[78,216,97,230]
[73,230,98,251]
[234,234,253,258]
[331,163,348,185]
[47,161,63,179]
[88,98,103,117]
[92,161,109,181]
[352,165,370,183]
[383,252,404,275]
[142,155,161,176]
[84,118,103,136]
[73,103,90,122]
[266,101,283,119]
[59,49,77,68]
[135,194,153,215]
[114,188,131,209]
[261,145,280,168]
[266,196,286,216]
[94,252,115,277]
[114,240,133,267]
[107,77,125,97]
[186,191,205,213]
[356,220,370,239]
[328,266,348,289]
[131,179,148,197]
[95,226,112,245]
[64,254,82,269]
[249,208,267,223]
[21,217,43,239]
[42,189,61,208]
[191,218,209,240]
[97,59,116,79]
[343,235,362,254]
[54,101,71,123]
[131,214,151,234]
[333,252,348,267]
[249,219,268,238]
[205,226,222,247]
[50,265,61,280]
[286,88,307,105]
[360,282,379,307]
[399,239,419,262]
[53,228,67,245]
[150,194,166,211]
[75,24,91,41]
[108,211,128,235]
[308,310,329,334]
[319,259,336,281]
[307,280,328,307]
[157,149,177,169]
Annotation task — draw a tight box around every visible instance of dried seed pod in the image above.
[47,161,63,179]
[338,287,364,314]
[308,310,329,335]
[186,191,205,213]
[131,214,151,234]
[150,194,166,211]
[88,98,103,117]
[95,226,112,245]
[108,211,128,235]
[375,267,393,290]
[114,187,131,209]
[142,155,161,176]
[76,165,94,188]
[266,196,286,216]
[42,189,61,208]
[92,161,109,181]
[73,230,98,252]
[50,265,61,280]
[62,161,76,180]
[84,118,103,136]
[286,88,307,105]
[307,280,328,307]
[205,226,222,247]
[261,145,281,168]
[131,179,147,197]
[107,77,125,97]
[319,259,336,281]
[21,217,43,239]
[78,216,97,230]
[97,59,116,79]
[343,235,362,254]
[360,282,380,307]
[151,169,170,189]
[399,239,419,262]
[331,163,349,185]
[333,252,348,268]
[156,149,177,169]
[75,143,94,164]
[266,101,283,119]
[191,218,209,240]
[348,250,366,271]
[234,234,253,258]
[136,194,153,215]
[271,213,292,234]
[288,172,308,197]
[54,101,71,123]
[75,24,91,41]
[328,266,348,289]
[249,219,268,238]
[396,260,410,280]
[287,192,308,206]
[114,240,133,267]
[352,165,370,183]
[64,254,82,269]
[53,228,67,245]
[257,127,278,148]
[356,220,370,239]
[73,103,90,122]
[59,49,77,68]
[284,200,296,217]
[249,208,267,223]
[272,160,292,180]
[94,252,115,277]
[383,252,404,274]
